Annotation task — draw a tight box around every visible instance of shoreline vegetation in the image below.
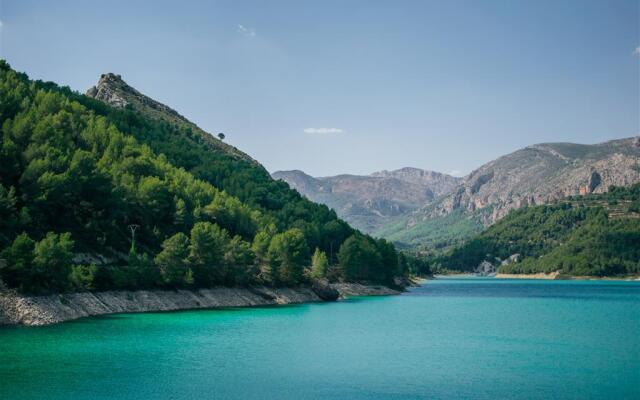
[429,184,640,277]
[0,282,401,326]
[495,273,640,281]
[432,272,640,281]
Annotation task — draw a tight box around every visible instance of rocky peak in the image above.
[86,73,132,108]
[86,72,194,125]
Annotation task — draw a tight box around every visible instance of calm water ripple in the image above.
[1,278,639,400]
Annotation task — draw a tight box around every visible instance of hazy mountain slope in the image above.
[380,137,640,249]
[272,169,460,233]
[371,167,461,197]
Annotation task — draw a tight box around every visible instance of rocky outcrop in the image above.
[86,74,130,108]
[501,254,520,266]
[330,283,400,297]
[272,168,460,233]
[475,261,496,276]
[311,279,340,301]
[0,283,400,326]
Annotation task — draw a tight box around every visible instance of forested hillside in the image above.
[433,184,640,276]
[0,62,403,293]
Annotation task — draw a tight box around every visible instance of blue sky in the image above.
[1,0,638,177]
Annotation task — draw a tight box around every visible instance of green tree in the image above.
[155,233,190,287]
[0,232,36,290]
[0,185,17,245]
[375,238,398,282]
[174,197,188,226]
[310,248,328,279]
[32,232,74,292]
[69,264,97,290]
[188,222,229,286]
[252,224,276,283]
[223,235,256,285]
[267,228,309,285]
[338,234,383,282]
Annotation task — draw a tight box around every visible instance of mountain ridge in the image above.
[87,72,257,164]
[272,168,461,233]
[379,136,640,249]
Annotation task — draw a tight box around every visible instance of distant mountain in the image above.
[379,137,640,249]
[370,167,461,196]
[272,169,461,233]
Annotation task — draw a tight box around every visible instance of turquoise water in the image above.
[1,278,639,399]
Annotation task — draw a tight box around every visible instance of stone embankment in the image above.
[0,283,400,326]
[495,272,560,280]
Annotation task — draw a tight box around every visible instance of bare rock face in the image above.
[412,137,640,227]
[87,73,130,108]
[587,170,602,193]
[475,261,496,275]
[272,169,461,233]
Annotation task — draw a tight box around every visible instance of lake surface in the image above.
[1,278,639,400]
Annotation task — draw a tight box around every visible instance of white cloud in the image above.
[0,20,3,28]
[449,169,465,177]
[237,24,256,37]
[634,46,640,56]
[304,127,344,134]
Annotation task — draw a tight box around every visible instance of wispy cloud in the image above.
[237,24,256,37]
[634,46,640,56]
[449,170,465,177]
[0,20,3,29]
[304,128,344,134]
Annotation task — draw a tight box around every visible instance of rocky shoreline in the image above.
[495,272,640,281]
[0,283,400,327]
[495,272,560,280]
